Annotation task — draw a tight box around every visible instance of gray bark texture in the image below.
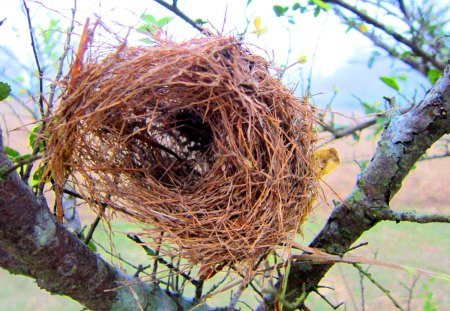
[281,64,450,306]
[0,132,201,310]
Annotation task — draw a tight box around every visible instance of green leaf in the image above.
[273,5,289,17]
[380,76,400,91]
[427,69,442,84]
[31,165,45,187]
[4,146,20,162]
[195,18,207,25]
[400,50,411,59]
[87,241,97,252]
[311,0,332,10]
[0,82,11,101]
[292,2,300,10]
[28,124,44,153]
[352,131,360,142]
[246,0,253,7]
[313,6,321,17]
[157,16,174,27]
[362,101,382,114]
[140,14,157,25]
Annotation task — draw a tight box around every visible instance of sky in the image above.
[0,0,433,113]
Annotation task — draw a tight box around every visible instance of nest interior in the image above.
[46,36,318,274]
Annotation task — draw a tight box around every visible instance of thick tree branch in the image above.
[0,130,205,311]
[0,246,32,276]
[277,65,450,308]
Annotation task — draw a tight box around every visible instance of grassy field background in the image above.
[1,103,449,310]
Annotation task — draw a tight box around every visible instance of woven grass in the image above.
[46,35,318,276]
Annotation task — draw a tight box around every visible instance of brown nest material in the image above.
[46,36,318,275]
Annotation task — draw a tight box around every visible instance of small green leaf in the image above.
[87,241,97,252]
[292,2,300,10]
[273,5,289,17]
[427,69,442,84]
[195,18,207,25]
[352,131,361,142]
[400,50,411,59]
[0,82,11,101]
[380,76,400,91]
[28,124,44,153]
[313,6,321,17]
[246,0,253,7]
[31,165,46,187]
[4,146,20,161]
[311,0,332,10]
[140,14,157,25]
[157,16,174,27]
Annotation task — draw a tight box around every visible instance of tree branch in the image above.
[152,0,210,35]
[327,0,445,71]
[276,65,450,307]
[368,209,450,224]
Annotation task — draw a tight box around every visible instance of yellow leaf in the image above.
[252,17,267,36]
[253,16,261,29]
[360,23,368,33]
[313,147,340,178]
[253,27,267,36]
[298,55,307,64]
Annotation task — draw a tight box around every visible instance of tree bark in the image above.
[281,64,450,307]
[0,132,201,311]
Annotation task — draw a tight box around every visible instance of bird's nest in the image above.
[45,35,318,277]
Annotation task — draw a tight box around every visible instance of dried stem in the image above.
[353,263,405,311]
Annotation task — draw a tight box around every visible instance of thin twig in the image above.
[22,0,45,119]
[152,0,210,35]
[353,263,405,311]
[401,274,420,311]
[313,289,344,310]
[1,155,42,178]
[347,242,369,253]
[83,205,105,245]
[127,235,199,286]
[48,0,77,109]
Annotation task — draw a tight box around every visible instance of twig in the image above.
[359,266,366,311]
[203,267,232,297]
[134,264,152,278]
[353,263,405,311]
[22,0,45,119]
[48,0,77,109]
[92,239,154,279]
[127,235,199,286]
[313,289,344,310]
[152,0,210,35]
[0,155,42,178]
[347,242,369,253]
[83,205,105,245]
[400,274,420,311]
[369,209,450,224]
[320,103,413,141]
